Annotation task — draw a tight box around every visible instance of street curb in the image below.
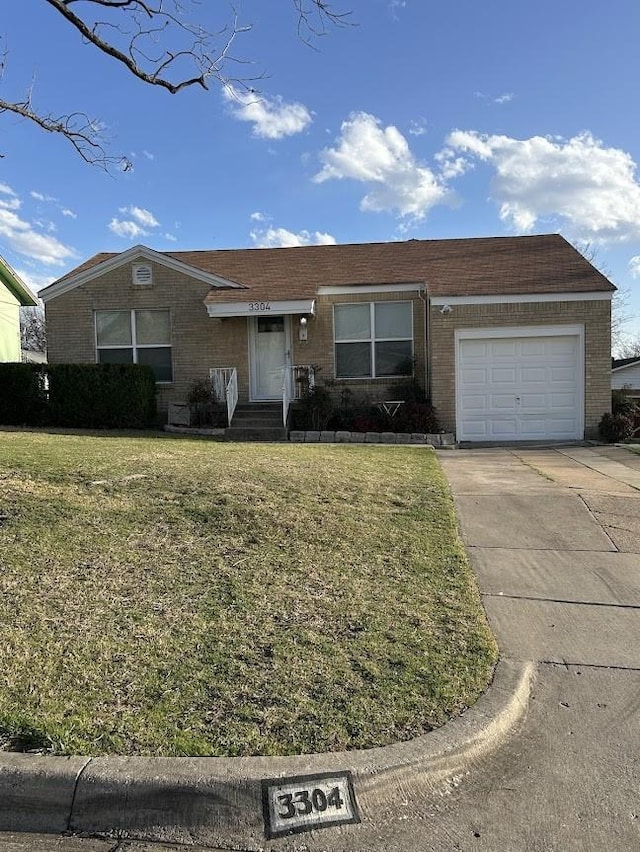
[0,658,534,847]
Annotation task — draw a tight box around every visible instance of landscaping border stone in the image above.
[288,430,456,446]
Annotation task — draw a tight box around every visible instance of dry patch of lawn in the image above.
[0,430,497,756]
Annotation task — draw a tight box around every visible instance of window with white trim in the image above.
[334,302,413,378]
[95,309,172,382]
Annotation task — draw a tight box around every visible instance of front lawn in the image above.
[0,430,496,757]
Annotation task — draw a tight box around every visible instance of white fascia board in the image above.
[318,282,425,296]
[206,298,316,318]
[40,244,246,303]
[430,291,612,306]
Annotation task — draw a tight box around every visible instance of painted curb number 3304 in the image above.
[277,786,344,819]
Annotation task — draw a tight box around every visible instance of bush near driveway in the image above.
[0,432,497,757]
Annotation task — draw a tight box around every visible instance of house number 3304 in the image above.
[277,786,344,819]
[249,301,271,311]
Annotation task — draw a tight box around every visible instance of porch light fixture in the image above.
[299,315,308,341]
[439,304,452,315]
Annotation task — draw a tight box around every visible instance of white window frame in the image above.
[333,301,414,379]
[95,309,172,384]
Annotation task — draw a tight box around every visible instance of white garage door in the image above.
[457,331,583,441]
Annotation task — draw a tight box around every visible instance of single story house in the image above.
[41,233,614,442]
[612,357,640,399]
[0,256,38,362]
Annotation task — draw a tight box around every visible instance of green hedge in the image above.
[0,363,48,426]
[0,363,157,429]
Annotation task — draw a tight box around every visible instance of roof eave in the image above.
[0,256,38,306]
[40,244,247,303]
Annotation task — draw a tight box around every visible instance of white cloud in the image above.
[0,195,22,212]
[443,129,640,242]
[143,150,155,160]
[250,211,268,222]
[224,86,312,140]
[30,191,56,203]
[163,232,177,242]
[314,112,448,219]
[61,208,77,219]
[110,205,160,239]
[0,183,17,197]
[630,256,640,278]
[119,205,159,228]
[251,227,336,248]
[494,93,513,105]
[0,206,75,265]
[108,218,148,240]
[408,119,428,137]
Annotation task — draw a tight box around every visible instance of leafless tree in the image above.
[0,1,351,169]
[20,305,47,352]
[573,241,637,356]
[615,332,640,360]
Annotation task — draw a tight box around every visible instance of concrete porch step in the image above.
[230,403,283,431]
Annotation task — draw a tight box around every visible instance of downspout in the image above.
[418,284,430,398]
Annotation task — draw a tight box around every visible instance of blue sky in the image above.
[2,1,640,345]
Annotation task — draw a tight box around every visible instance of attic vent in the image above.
[132,263,152,286]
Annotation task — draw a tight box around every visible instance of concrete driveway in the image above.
[2,445,639,851]
[419,444,640,852]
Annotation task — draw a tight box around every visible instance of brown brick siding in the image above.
[47,271,428,412]
[429,299,611,439]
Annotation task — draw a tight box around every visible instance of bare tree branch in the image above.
[0,93,131,171]
[0,0,351,169]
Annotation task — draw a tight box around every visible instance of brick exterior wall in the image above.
[46,266,428,413]
[429,299,612,439]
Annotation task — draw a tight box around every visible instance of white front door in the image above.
[249,316,289,400]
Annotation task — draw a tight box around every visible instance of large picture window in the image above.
[334,302,413,378]
[95,309,172,382]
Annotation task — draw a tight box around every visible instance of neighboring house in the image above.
[41,233,614,442]
[0,256,38,362]
[612,357,640,399]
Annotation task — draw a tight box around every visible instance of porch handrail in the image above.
[282,365,315,427]
[210,367,238,426]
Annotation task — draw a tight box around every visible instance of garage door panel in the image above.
[457,333,582,441]
[490,340,517,357]
[521,340,547,356]
[550,366,575,383]
[462,419,489,437]
[461,395,488,412]
[462,367,489,385]
[492,395,518,411]
[521,367,547,383]
[551,339,576,355]
[519,417,547,435]
[490,419,518,436]
[462,341,489,359]
[550,392,576,409]
[491,367,517,383]
[519,393,547,409]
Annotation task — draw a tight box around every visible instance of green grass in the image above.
[0,429,497,757]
